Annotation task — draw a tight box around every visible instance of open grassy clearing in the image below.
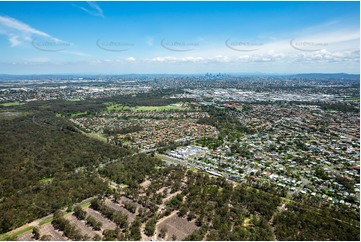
[188,168,198,173]
[0,101,25,107]
[70,111,88,118]
[104,103,131,112]
[83,132,107,142]
[104,102,189,112]
[38,177,54,183]
[134,104,187,112]
[80,202,91,208]
[344,96,360,102]
[67,98,81,102]
[0,227,33,241]
[38,216,54,226]
[0,111,29,120]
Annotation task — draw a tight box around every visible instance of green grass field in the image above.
[84,132,107,142]
[0,227,33,241]
[38,217,53,226]
[70,111,88,118]
[134,104,187,111]
[0,101,25,107]
[344,96,360,102]
[188,168,198,173]
[38,177,54,183]
[105,102,188,112]
[80,201,91,208]
[104,102,130,112]
[106,104,130,112]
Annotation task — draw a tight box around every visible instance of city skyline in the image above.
[0,1,359,74]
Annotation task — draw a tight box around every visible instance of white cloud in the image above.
[148,56,177,62]
[126,57,136,62]
[0,15,95,58]
[0,15,60,46]
[144,47,359,65]
[76,2,104,18]
[154,27,360,66]
[9,35,20,47]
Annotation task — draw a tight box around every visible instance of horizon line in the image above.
[0,72,359,76]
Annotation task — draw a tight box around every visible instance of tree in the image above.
[129,218,141,240]
[90,198,101,210]
[103,229,117,241]
[0,111,128,234]
[113,212,128,229]
[138,207,145,216]
[86,215,102,231]
[66,205,72,213]
[113,193,121,203]
[159,226,168,239]
[124,202,137,214]
[32,226,40,240]
[93,234,102,241]
[195,216,203,226]
[156,194,163,205]
[73,205,86,220]
[53,210,63,221]
[187,211,195,221]
[178,205,188,217]
[144,218,156,236]
[39,235,51,241]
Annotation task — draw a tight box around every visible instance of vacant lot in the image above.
[156,212,198,241]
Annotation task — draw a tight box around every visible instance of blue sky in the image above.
[0,1,359,74]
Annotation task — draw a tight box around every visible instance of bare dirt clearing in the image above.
[156,212,198,241]
[40,223,69,241]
